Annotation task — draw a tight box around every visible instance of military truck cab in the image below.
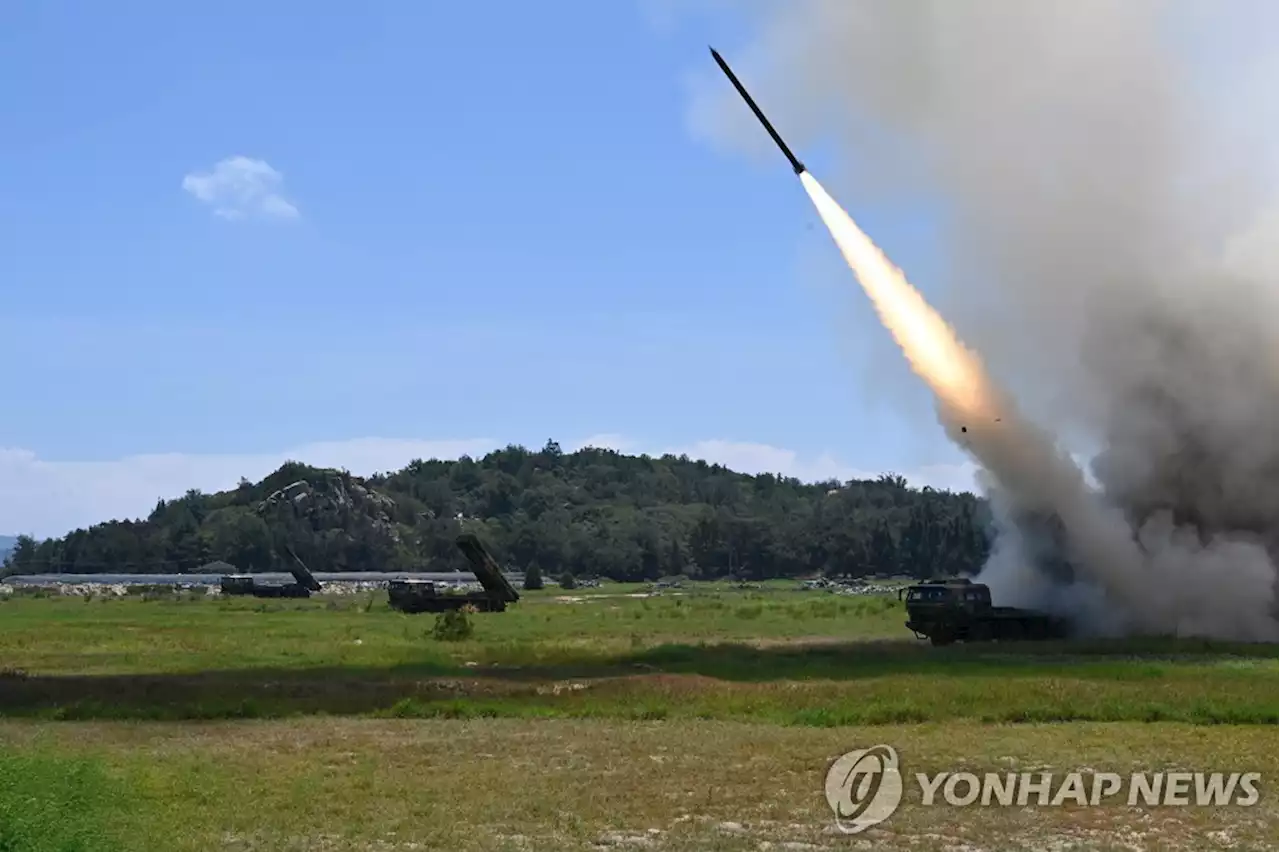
[901,578,1068,645]
[904,578,990,608]
[220,575,256,596]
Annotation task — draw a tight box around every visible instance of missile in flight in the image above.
[709,46,806,176]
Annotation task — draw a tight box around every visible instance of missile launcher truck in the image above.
[219,548,323,599]
[900,577,1070,646]
[387,533,520,614]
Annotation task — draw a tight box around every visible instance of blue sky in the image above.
[0,1,975,536]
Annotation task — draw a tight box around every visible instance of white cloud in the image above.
[181,156,300,221]
[0,436,979,539]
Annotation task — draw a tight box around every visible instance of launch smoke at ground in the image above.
[797,170,1276,641]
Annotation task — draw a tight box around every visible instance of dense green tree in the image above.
[523,562,544,591]
[1,445,993,580]
[6,535,39,568]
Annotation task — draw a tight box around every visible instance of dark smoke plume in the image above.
[690,0,1278,640]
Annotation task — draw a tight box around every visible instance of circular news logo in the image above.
[824,744,904,834]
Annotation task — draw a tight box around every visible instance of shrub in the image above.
[431,605,476,641]
[523,563,544,591]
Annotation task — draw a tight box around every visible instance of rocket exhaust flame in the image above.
[798,173,992,424]
[796,170,1274,641]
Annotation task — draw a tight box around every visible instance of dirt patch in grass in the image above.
[2,648,1272,725]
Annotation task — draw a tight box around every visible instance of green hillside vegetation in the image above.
[2,441,991,580]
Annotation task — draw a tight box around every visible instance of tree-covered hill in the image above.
[2,441,992,581]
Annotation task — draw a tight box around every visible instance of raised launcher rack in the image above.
[387,533,521,614]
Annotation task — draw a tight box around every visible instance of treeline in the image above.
[2,441,992,581]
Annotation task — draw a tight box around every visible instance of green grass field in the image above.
[0,583,1275,850]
